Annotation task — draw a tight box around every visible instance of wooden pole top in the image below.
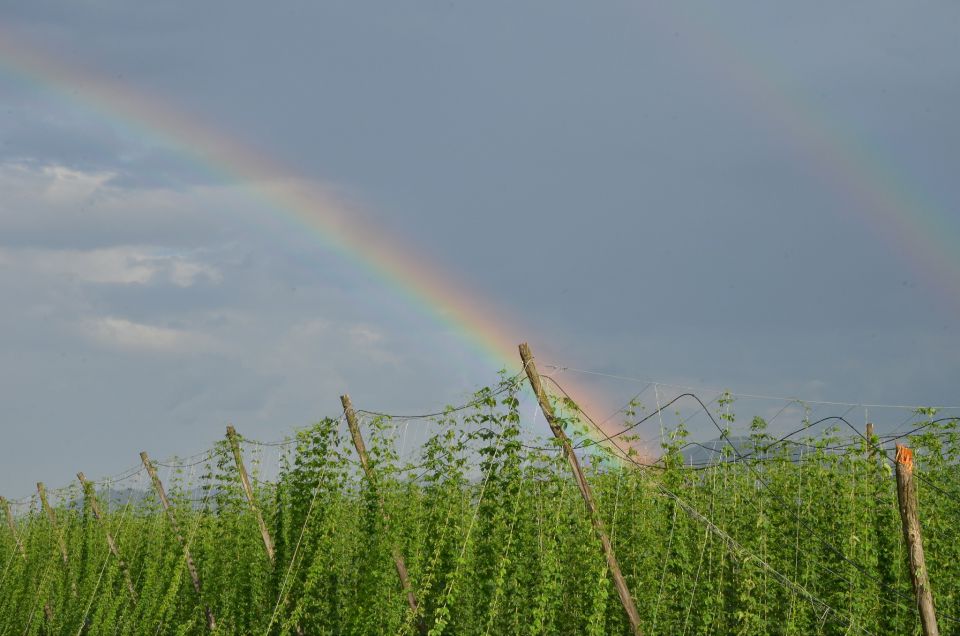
[896,444,914,472]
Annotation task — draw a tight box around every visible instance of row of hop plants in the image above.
[1,379,958,635]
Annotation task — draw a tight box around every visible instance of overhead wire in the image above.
[548,369,959,475]
[543,364,960,411]
[355,369,527,420]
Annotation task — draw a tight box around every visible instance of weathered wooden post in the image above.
[519,343,643,635]
[341,394,420,619]
[37,483,68,565]
[225,425,276,563]
[894,445,939,636]
[0,496,26,559]
[76,472,138,602]
[140,452,216,631]
[39,480,78,605]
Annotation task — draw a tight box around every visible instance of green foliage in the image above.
[1,385,958,635]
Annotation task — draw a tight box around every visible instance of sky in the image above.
[1,0,958,496]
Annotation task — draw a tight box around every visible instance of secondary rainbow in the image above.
[653,4,960,312]
[0,29,622,437]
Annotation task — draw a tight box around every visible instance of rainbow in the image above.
[0,27,617,433]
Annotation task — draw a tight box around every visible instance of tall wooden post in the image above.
[0,496,26,559]
[39,481,78,604]
[519,343,643,635]
[141,452,216,631]
[225,425,276,563]
[76,472,138,602]
[341,395,421,620]
[894,445,939,636]
[37,483,68,565]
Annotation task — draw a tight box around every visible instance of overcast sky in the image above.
[1,0,958,496]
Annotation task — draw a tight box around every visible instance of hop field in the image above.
[2,377,959,635]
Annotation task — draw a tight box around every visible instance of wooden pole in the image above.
[341,394,421,619]
[865,422,876,459]
[225,425,276,564]
[39,481,78,603]
[894,445,939,636]
[140,452,217,631]
[37,483,68,565]
[519,343,643,635]
[76,472,138,602]
[0,496,26,559]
